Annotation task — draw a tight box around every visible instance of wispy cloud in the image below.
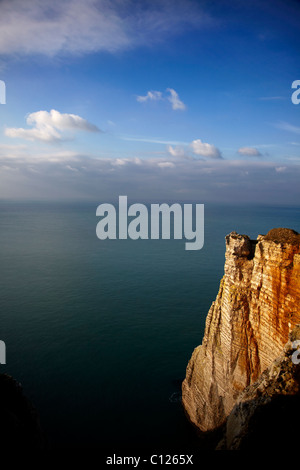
[5,109,101,142]
[0,0,208,57]
[259,96,285,101]
[136,88,186,111]
[121,136,220,160]
[167,145,186,158]
[136,91,163,103]
[275,166,287,172]
[120,135,188,146]
[166,88,186,110]
[237,147,262,157]
[275,121,300,134]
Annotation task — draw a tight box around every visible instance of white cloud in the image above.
[136,91,163,103]
[5,109,101,142]
[27,109,100,132]
[166,88,186,111]
[190,139,222,159]
[136,88,186,111]
[275,166,287,172]
[237,147,262,157]
[5,125,61,143]
[112,158,127,166]
[167,145,186,158]
[0,0,207,57]
[157,161,175,168]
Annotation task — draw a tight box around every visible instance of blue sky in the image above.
[0,0,299,203]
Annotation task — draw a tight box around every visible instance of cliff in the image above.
[217,324,300,449]
[0,374,45,449]
[182,228,300,434]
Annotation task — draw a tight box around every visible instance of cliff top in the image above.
[263,228,300,245]
[227,228,300,246]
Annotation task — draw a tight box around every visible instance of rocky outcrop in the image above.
[0,374,46,449]
[182,228,300,433]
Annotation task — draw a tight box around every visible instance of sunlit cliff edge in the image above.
[182,228,300,449]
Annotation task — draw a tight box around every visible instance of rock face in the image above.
[182,228,300,433]
[218,324,300,449]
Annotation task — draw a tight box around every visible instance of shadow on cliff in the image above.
[181,406,226,450]
[218,393,300,450]
[183,392,300,451]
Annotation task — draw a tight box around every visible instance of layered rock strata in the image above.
[217,324,300,449]
[182,228,300,432]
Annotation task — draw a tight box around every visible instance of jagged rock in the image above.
[182,228,300,433]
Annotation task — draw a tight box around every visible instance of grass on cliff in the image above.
[264,228,300,245]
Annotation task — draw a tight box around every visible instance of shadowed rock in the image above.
[0,374,46,449]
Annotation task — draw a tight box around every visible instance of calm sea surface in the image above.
[1,201,300,450]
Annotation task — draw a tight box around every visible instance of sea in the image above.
[0,201,300,452]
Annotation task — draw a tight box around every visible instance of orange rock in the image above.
[182,229,300,432]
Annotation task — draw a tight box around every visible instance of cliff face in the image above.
[182,228,300,432]
[218,324,300,450]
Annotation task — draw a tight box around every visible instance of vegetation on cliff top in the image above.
[264,228,300,245]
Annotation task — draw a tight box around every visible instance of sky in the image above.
[0,0,300,204]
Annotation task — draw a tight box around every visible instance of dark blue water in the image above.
[0,201,300,450]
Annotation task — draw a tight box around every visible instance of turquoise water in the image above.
[1,201,300,450]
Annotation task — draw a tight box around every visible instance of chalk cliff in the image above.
[182,228,300,433]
